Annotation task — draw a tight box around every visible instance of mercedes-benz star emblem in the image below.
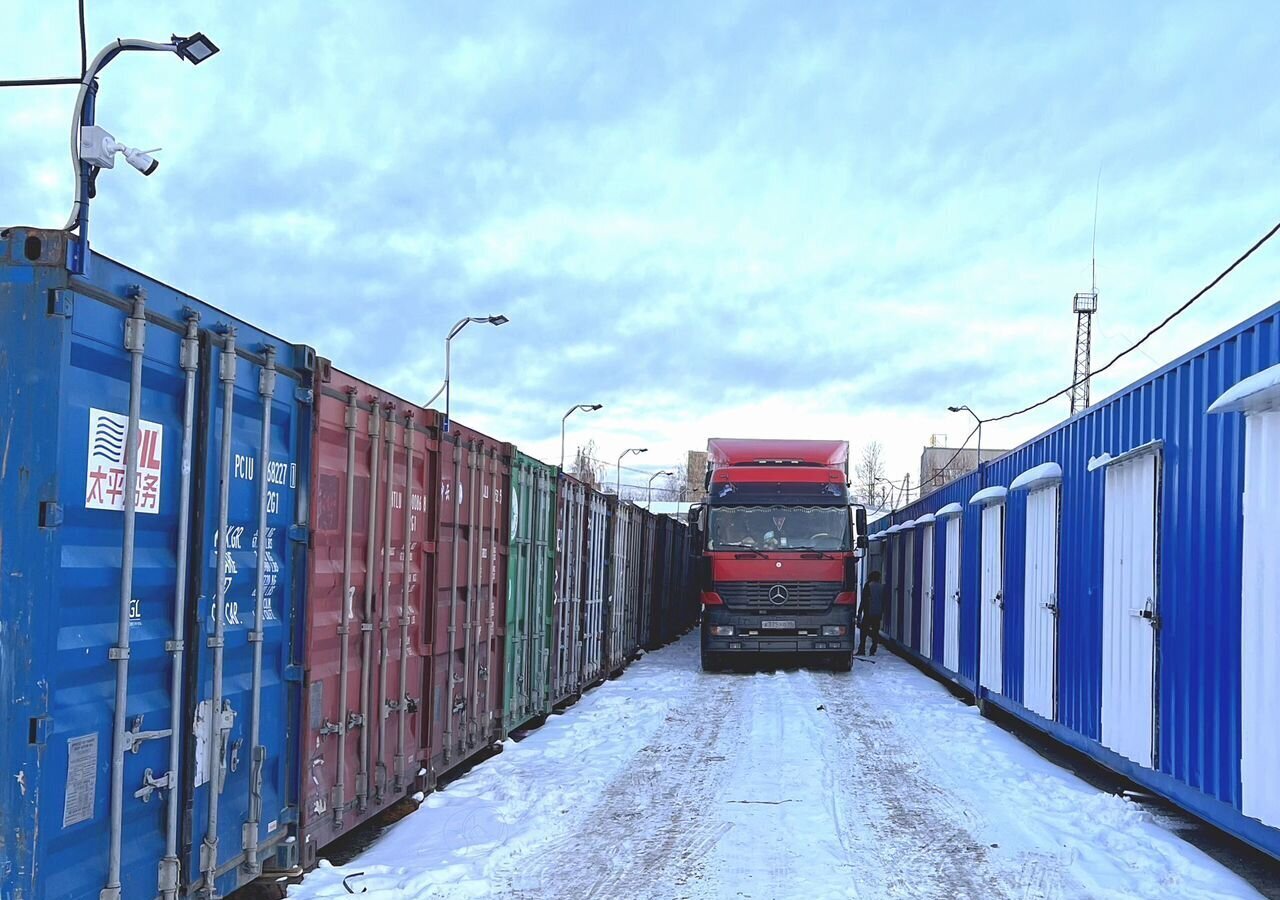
[768,584,789,605]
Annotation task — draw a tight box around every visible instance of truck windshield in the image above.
[707,506,850,552]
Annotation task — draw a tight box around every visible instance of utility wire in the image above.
[985,217,1280,426]
[0,0,89,88]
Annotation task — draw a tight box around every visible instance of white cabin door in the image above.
[1242,410,1280,826]
[902,530,915,646]
[1023,485,1059,719]
[1101,451,1159,768]
[979,503,1005,692]
[943,516,961,671]
[919,524,935,658]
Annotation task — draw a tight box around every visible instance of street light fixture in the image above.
[424,315,508,432]
[560,403,604,471]
[947,404,983,466]
[616,447,648,497]
[648,470,675,511]
[63,34,221,276]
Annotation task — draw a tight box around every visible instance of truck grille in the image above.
[714,581,841,612]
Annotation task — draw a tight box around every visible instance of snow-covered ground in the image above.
[289,636,1262,900]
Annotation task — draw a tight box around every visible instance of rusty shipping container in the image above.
[426,417,510,776]
[299,365,431,867]
[604,499,637,675]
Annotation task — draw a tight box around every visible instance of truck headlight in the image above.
[821,625,847,636]
[711,626,734,637]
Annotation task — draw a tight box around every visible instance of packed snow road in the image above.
[290,636,1260,900]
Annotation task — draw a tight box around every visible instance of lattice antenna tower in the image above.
[1070,174,1101,415]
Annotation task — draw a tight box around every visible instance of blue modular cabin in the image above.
[0,228,312,898]
[871,300,1280,859]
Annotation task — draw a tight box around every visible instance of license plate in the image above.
[761,620,795,629]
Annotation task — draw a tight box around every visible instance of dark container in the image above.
[579,489,611,687]
[551,475,586,704]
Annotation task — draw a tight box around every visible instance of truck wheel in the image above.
[701,650,725,672]
[831,652,853,673]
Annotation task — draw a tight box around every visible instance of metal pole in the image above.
[357,405,382,812]
[102,292,146,900]
[442,337,452,433]
[332,389,358,826]
[242,347,276,876]
[159,312,199,900]
[201,328,238,897]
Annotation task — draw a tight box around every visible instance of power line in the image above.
[0,0,89,88]
[986,217,1280,426]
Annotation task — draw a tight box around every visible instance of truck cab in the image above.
[691,438,868,672]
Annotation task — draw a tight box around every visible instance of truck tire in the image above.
[831,652,853,673]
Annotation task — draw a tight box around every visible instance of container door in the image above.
[1241,409,1280,826]
[902,530,915,648]
[503,461,532,734]
[919,524,935,659]
[1101,451,1159,768]
[979,503,1005,692]
[1023,485,1060,720]
[943,517,962,671]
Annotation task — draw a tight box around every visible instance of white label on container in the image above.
[62,733,98,828]
[85,408,163,514]
[193,699,211,788]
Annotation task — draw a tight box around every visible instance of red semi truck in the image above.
[690,438,869,672]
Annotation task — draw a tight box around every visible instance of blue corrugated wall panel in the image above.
[877,298,1280,858]
[0,228,312,899]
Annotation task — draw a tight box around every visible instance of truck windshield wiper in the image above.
[718,542,768,558]
[799,551,836,559]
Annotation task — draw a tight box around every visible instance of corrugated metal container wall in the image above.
[502,454,557,737]
[579,489,611,687]
[424,417,509,777]
[551,474,586,704]
[623,502,646,658]
[301,366,429,866]
[879,302,1280,858]
[604,498,635,675]
[0,230,309,899]
[636,510,658,649]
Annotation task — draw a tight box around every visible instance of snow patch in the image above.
[915,513,936,525]
[1009,462,1064,492]
[1087,452,1113,471]
[1208,362,1280,414]
[936,502,964,518]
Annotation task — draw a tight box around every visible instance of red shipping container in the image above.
[300,365,432,867]
[424,415,511,776]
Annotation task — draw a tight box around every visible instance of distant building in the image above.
[686,450,708,502]
[919,446,1008,490]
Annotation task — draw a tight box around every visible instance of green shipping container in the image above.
[502,453,558,737]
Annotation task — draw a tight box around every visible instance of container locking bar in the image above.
[334,388,359,827]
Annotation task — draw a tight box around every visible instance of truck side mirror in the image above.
[854,505,868,549]
[686,503,702,526]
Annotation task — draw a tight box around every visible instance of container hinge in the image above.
[108,646,130,661]
[157,856,179,895]
[405,697,419,714]
[180,334,200,371]
[360,623,373,634]
[124,715,171,754]
[288,524,309,544]
[319,720,342,737]
[47,289,73,317]
[247,630,264,644]
[284,664,304,683]
[39,501,63,528]
[207,636,224,649]
[451,696,466,715]
[477,665,488,680]
[295,386,314,404]
[133,767,172,802]
[124,316,146,353]
[165,639,184,653]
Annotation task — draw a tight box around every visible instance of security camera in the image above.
[79,125,160,176]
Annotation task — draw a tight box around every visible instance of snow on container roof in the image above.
[886,524,903,534]
[706,438,849,470]
[1010,462,1064,492]
[915,513,936,525]
[899,519,917,529]
[1088,440,1163,472]
[968,485,1008,507]
[936,502,963,518]
[1207,362,1280,414]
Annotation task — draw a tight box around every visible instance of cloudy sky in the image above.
[4,1,1279,498]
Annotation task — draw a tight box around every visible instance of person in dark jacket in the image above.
[858,571,889,656]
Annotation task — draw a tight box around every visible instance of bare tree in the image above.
[854,441,891,510]
[655,464,687,501]
[569,439,606,489]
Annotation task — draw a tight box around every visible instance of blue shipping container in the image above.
[874,299,1280,860]
[0,228,312,898]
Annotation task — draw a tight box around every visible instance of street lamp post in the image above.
[424,315,508,432]
[648,470,675,510]
[947,404,983,467]
[560,403,603,471]
[616,447,648,497]
[62,34,221,277]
